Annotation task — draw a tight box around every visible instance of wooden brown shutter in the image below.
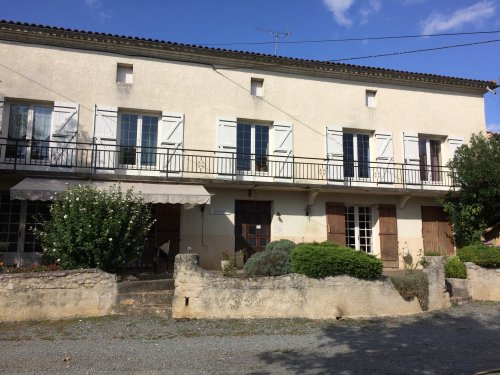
[379,204,399,268]
[421,206,454,255]
[326,202,346,245]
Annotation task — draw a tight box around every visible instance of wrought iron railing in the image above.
[0,139,458,189]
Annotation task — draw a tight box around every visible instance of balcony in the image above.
[0,139,458,191]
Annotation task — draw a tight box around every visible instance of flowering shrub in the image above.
[36,184,153,273]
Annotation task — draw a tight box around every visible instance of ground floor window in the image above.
[345,206,372,253]
[0,193,49,256]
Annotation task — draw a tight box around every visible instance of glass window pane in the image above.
[7,104,29,159]
[31,106,52,160]
[237,124,251,171]
[357,134,370,178]
[343,133,354,177]
[119,114,138,165]
[255,125,269,172]
[141,115,158,166]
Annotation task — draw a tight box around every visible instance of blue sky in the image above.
[2,0,499,130]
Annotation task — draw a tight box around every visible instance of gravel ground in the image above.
[1,302,499,375]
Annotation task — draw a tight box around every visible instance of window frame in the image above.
[236,121,270,174]
[418,137,442,182]
[250,78,264,97]
[117,111,159,168]
[345,205,373,253]
[343,131,371,179]
[4,101,53,163]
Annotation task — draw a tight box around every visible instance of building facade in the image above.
[0,21,495,269]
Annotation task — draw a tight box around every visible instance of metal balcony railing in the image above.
[0,138,458,189]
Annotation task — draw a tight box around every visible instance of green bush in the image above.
[36,184,154,273]
[265,239,297,253]
[457,244,500,268]
[244,249,291,276]
[389,271,429,311]
[445,256,467,279]
[290,242,383,280]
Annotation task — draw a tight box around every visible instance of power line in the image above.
[329,38,500,62]
[194,30,500,47]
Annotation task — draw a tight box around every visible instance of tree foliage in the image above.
[442,134,500,247]
[36,184,154,273]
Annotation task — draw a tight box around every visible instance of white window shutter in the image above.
[159,112,184,176]
[326,127,344,181]
[375,131,394,183]
[216,117,237,175]
[403,132,420,184]
[50,102,79,167]
[273,121,293,180]
[448,136,464,162]
[94,106,118,169]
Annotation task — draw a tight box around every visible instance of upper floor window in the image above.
[366,90,377,108]
[118,112,158,167]
[419,137,441,181]
[250,78,264,96]
[116,64,133,84]
[236,122,269,173]
[6,103,52,161]
[343,132,370,178]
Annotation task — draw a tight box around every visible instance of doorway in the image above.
[235,200,271,257]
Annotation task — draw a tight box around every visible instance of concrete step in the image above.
[450,296,473,305]
[113,304,171,317]
[116,291,174,307]
[117,279,175,294]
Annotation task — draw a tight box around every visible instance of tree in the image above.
[36,184,154,273]
[441,133,500,248]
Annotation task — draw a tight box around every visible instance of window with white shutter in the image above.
[94,106,118,169]
[375,131,394,183]
[326,127,344,181]
[50,102,79,167]
[216,117,237,175]
[159,112,184,175]
[273,121,293,180]
[403,132,420,184]
[448,136,464,162]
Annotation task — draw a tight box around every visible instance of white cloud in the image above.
[323,0,356,27]
[420,1,496,34]
[487,123,500,132]
[83,0,100,8]
[360,0,382,24]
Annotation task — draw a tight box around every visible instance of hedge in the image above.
[290,242,383,280]
[389,271,429,311]
[457,245,500,268]
[265,239,297,253]
[244,249,291,277]
[444,256,467,279]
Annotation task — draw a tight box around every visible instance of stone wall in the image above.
[0,269,118,322]
[465,263,500,301]
[172,254,423,319]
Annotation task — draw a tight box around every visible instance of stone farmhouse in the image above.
[0,21,495,269]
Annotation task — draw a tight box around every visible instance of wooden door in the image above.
[378,205,399,268]
[326,203,346,245]
[154,204,181,270]
[421,206,454,255]
[235,201,271,256]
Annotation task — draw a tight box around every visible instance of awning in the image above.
[10,178,211,205]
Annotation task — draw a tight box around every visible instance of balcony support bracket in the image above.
[398,194,412,209]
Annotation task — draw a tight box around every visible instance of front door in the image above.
[421,206,454,255]
[235,200,271,256]
[153,204,181,271]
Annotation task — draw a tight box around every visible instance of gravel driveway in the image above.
[1,302,499,375]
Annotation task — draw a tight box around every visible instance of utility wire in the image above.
[195,30,500,47]
[329,38,500,62]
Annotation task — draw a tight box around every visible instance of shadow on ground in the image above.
[252,306,500,375]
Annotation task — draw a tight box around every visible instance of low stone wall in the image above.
[173,254,423,319]
[0,269,118,322]
[465,263,500,301]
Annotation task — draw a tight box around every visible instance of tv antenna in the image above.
[256,27,291,56]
